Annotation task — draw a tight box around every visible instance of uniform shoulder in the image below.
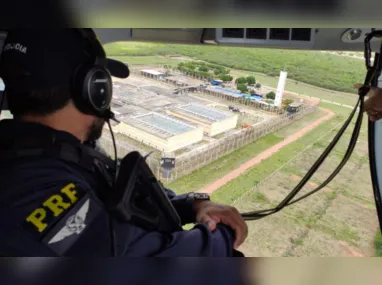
[0,179,106,256]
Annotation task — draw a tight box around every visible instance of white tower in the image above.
[274,71,288,107]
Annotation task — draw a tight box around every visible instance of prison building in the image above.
[164,77,188,87]
[166,103,238,137]
[287,102,303,113]
[113,112,204,153]
[140,69,166,79]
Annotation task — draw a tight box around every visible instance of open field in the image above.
[173,99,379,256]
[104,45,379,255]
[105,41,364,94]
[376,233,382,256]
[212,104,377,256]
[167,109,327,194]
[112,54,358,106]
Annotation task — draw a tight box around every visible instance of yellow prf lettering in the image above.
[42,195,71,217]
[61,183,78,203]
[26,208,48,232]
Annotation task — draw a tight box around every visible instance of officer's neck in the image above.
[21,103,89,142]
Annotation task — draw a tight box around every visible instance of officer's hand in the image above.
[194,200,248,249]
[354,83,382,121]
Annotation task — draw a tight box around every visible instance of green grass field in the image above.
[117,55,183,66]
[210,108,347,205]
[105,41,365,94]
[107,44,377,255]
[229,106,376,256]
[166,109,327,194]
[376,233,382,257]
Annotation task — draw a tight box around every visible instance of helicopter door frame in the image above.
[368,68,382,233]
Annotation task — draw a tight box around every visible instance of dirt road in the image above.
[197,107,335,194]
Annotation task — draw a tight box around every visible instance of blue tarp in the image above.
[214,86,263,100]
[214,86,242,95]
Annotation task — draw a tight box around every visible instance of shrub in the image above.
[282,98,294,105]
[235,77,247,85]
[266,91,276,100]
[246,76,256,85]
[237,84,248,93]
[199,66,209,72]
[219,74,233,82]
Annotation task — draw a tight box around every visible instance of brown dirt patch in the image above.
[338,241,365,257]
[291,175,301,181]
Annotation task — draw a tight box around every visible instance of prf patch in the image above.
[24,183,85,236]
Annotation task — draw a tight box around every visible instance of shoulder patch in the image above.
[41,194,103,255]
[23,183,86,236]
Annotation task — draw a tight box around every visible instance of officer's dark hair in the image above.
[0,61,71,117]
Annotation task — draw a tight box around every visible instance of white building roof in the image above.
[141,69,165,76]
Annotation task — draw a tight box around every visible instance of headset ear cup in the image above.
[72,64,112,116]
[72,63,93,114]
[84,65,112,112]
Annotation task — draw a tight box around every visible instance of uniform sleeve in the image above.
[165,188,197,225]
[1,167,235,257]
[116,221,236,257]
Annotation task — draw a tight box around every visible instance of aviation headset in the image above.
[72,28,113,119]
[0,29,114,119]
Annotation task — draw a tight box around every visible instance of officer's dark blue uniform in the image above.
[0,29,238,258]
[0,29,251,285]
[0,119,236,257]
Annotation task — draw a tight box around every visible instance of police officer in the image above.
[0,29,248,257]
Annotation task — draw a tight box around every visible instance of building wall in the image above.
[210,115,238,137]
[114,122,169,151]
[166,110,212,135]
[113,122,204,153]
[167,127,204,151]
[167,109,237,137]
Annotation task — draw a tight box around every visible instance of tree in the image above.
[282,98,294,105]
[255,83,262,89]
[237,84,248,93]
[235,77,247,85]
[199,66,209,72]
[198,71,211,79]
[219,74,233,82]
[246,76,256,85]
[266,91,276,100]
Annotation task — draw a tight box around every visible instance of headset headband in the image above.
[77,29,107,66]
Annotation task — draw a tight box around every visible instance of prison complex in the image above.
[167,103,238,137]
[140,69,166,79]
[113,112,204,153]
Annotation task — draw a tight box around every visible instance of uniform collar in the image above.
[0,119,81,144]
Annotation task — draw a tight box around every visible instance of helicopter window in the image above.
[291,28,312,41]
[269,28,290,40]
[246,29,267,40]
[222,28,245,38]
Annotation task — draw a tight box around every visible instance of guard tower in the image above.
[274,71,288,107]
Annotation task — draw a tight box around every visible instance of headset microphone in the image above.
[105,109,120,123]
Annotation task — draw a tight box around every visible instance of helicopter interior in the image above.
[0,28,382,234]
